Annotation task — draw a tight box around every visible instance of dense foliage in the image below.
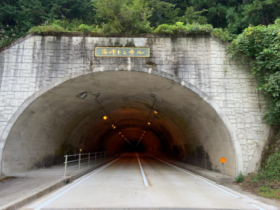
[0,0,95,47]
[94,0,153,34]
[228,19,280,125]
[2,0,280,46]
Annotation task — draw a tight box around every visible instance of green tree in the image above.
[189,0,241,28]
[94,0,153,34]
[160,0,190,16]
[226,7,243,34]
[182,6,208,24]
[148,0,179,27]
[240,0,280,26]
[0,0,96,47]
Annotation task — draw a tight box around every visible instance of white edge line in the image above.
[250,204,266,210]
[136,153,149,187]
[150,155,239,198]
[32,155,124,210]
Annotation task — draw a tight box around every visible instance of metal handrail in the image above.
[63,151,113,177]
[64,152,105,157]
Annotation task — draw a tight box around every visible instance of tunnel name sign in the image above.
[95,47,150,57]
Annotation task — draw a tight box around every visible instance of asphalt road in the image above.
[22,153,276,210]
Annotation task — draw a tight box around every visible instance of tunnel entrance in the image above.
[1,71,236,176]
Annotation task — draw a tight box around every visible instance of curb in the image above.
[1,157,115,210]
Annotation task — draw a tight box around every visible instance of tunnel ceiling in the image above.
[3,71,236,176]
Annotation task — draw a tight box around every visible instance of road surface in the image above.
[22,153,276,209]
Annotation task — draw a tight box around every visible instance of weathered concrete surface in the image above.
[0,35,270,176]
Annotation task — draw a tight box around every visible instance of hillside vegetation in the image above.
[1,0,280,46]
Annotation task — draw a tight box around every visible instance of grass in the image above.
[241,173,280,200]
[258,184,280,199]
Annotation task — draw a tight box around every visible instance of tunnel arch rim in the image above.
[0,69,243,176]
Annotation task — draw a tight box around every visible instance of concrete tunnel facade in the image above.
[0,34,270,177]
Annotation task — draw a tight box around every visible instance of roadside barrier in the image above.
[63,151,113,177]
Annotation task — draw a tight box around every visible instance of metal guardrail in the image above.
[64,151,113,177]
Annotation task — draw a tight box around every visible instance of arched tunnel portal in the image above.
[1,71,238,176]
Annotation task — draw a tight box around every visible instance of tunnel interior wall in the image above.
[0,35,270,176]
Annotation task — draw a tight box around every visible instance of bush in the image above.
[228,19,280,125]
[28,24,66,34]
[235,171,245,183]
[153,22,234,42]
[27,20,101,35]
[258,149,280,180]
[153,22,213,36]
[212,28,236,42]
[52,19,83,31]
[77,24,96,33]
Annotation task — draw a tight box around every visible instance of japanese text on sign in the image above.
[95,47,150,57]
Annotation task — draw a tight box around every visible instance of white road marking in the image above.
[136,153,149,187]
[250,204,266,210]
[32,155,124,210]
[150,155,239,198]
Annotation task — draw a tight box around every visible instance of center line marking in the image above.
[136,153,149,187]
